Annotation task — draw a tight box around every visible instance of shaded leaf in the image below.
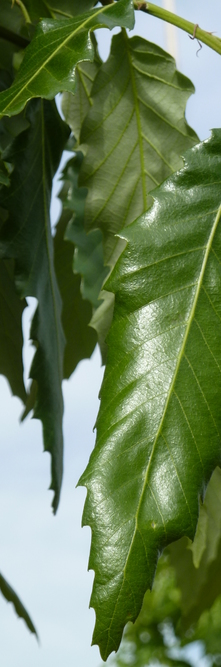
[0,259,26,402]
[53,205,97,379]
[170,536,221,631]
[0,99,69,512]
[0,571,38,639]
[190,466,221,568]
[90,289,114,361]
[79,31,198,265]
[169,468,221,628]
[79,129,221,659]
[0,0,134,117]
[45,0,97,19]
[64,153,108,308]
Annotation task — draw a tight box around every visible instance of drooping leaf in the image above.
[62,33,102,145]
[0,0,134,118]
[0,259,26,402]
[79,31,198,265]
[78,31,198,361]
[79,129,221,659]
[53,204,97,379]
[169,469,221,628]
[0,99,69,512]
[0,572,38,639]
[63,153,108,308]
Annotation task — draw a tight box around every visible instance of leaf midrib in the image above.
[104,202,221,650]
[136,203,221,537]
[123,29,146,210]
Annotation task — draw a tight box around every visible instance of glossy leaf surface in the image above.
[80,130,221,659]
[0,572,38,638]
[0,0,134,117]
[0,99,69,512]
[79,31,198,264]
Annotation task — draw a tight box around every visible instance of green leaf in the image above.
[169,468,221,628]
[0,99,69,512]
[79,31,198,265]
[79,129,221,659]
[0,572,38,639]
[64,153,108,308]
[53,202,97,379]
[0,259,26,402]
[45,0,97,19]
[62,34,102,145]
[0,0,134,118]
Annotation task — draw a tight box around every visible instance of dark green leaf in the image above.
[0,259,26,402]
[0,572,38,639]
[53,204,97,379]
[64,154,108,308]
[0,99,69,512]
[0,0,134,117]
[45,0,97,19]
[79,129,221,658]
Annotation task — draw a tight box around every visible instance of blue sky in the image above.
[0,2,221,666]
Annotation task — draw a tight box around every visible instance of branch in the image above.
[134,2,221,56]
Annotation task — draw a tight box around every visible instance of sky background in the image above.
[0,2,221,666]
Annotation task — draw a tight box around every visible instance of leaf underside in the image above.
[79,130,221,659]
[79,31,198,265]
[0,572,38,639]
[77,31,198,360]
[0,99,69,512]
[0,0,134,117]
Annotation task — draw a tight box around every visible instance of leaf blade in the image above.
[79,130,221,659]
[0,572,38,639]
[0,99,69,512]
[0,0,134,117]
[79,31,198,264]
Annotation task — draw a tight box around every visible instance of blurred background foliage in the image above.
[107,467,221,667]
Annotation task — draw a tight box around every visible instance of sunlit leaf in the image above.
[62,33,102,145]
[79,130,221,659]
[0,0,134,117]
